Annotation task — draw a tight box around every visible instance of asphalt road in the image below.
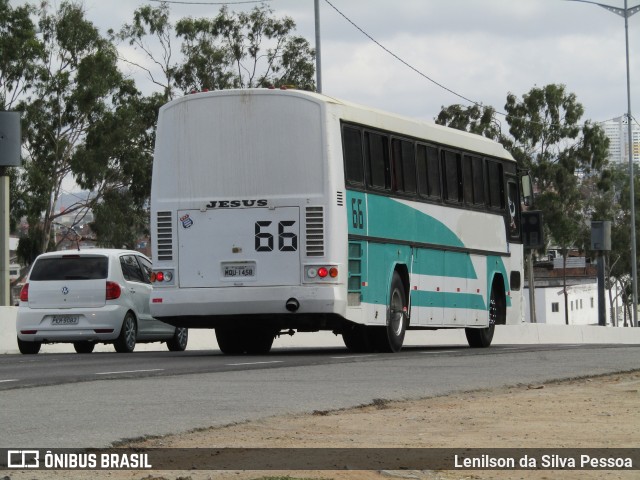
[1,344,639,448]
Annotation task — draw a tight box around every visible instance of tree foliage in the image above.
[9,1,156,258]
[0,0,42,110]
[437,84,615,322]
[115,3,316,98]
[5,1,316,262]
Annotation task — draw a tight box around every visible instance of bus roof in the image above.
[160,88,515,162]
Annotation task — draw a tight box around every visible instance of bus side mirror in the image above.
[521,174,533,207]
[522,210,544,250]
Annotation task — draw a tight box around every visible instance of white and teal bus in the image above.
[150,89,528,354]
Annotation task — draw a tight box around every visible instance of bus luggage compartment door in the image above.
[177,207,301,288]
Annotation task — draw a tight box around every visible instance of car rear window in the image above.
[29,256,109,281]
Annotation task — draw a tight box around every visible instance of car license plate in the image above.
[51,315,80,325]
[222,262,256,278]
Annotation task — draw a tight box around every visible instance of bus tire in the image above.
[370,272,407,353]
[342,325,372,353]
[245,330,275,355]
[465,280,502,348]
[215,328,245,355]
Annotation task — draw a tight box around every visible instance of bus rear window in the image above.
[29,256,109,281]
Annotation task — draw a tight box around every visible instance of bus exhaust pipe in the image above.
[285,298,300,312]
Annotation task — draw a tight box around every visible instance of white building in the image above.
[523,256,621,326]
[602,116,640,165]
[524,282,608,326]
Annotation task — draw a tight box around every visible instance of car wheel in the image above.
[73,342,95,354]
[167,327,188,352]
[17,337,41,355]
[114,312,137,353]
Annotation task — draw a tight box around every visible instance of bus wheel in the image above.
[245,330,275,355]
[215,328,245,355]
[370,272,407,353]
[465,281,502,348]
[342,325,371,353]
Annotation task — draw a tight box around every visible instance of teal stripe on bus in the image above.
[347,191,513,309]
[348,191,464,248]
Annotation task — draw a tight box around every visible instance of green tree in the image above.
[605,164,640,325]
[13,1,152,257]
[0,0,42,110]
[435,104,502,141]
[115,3,316,97]
[437,85,611,325]
[111,2,175,100]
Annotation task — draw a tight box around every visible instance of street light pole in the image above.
[568,0,640,327]
[314,0,322,93]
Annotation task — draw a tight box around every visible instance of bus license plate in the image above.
[223,263,256,278]
[51,315,80,325]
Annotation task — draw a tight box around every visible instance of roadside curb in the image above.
[2,306,639,354]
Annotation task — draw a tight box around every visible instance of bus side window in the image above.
[487,160,505,210]
[365,131,390,190]
[343,126,364,185]
[392,138,416,194]
[417,144,441,200]
[463,155,485,206]
[442,150,462,203]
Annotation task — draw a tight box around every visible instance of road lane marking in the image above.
[419,350,459,354]
[95,369,165,375]
[226,361,284,366]
[330,355,377,359]
[0,379,18,383]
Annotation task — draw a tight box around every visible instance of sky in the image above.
[16,0,640,125]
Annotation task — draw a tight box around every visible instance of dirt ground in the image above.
[10,369,639,480]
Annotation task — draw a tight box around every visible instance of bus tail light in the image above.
[304,265,339,282]
[151,269,175,285]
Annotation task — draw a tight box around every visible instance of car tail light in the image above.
[106,281,121,300]
[19,283,29,302]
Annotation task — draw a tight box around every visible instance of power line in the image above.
[322,0,483,109]
[149,0,272,5]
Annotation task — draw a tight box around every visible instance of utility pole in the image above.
[567,0,640,326]
[314,0,322,93]
[0,111,21,306]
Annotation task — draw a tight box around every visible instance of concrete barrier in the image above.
[2,306,639,354]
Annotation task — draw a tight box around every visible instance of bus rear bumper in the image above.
[150,285,347,329]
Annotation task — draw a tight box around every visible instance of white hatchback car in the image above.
[16,249,188,354]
